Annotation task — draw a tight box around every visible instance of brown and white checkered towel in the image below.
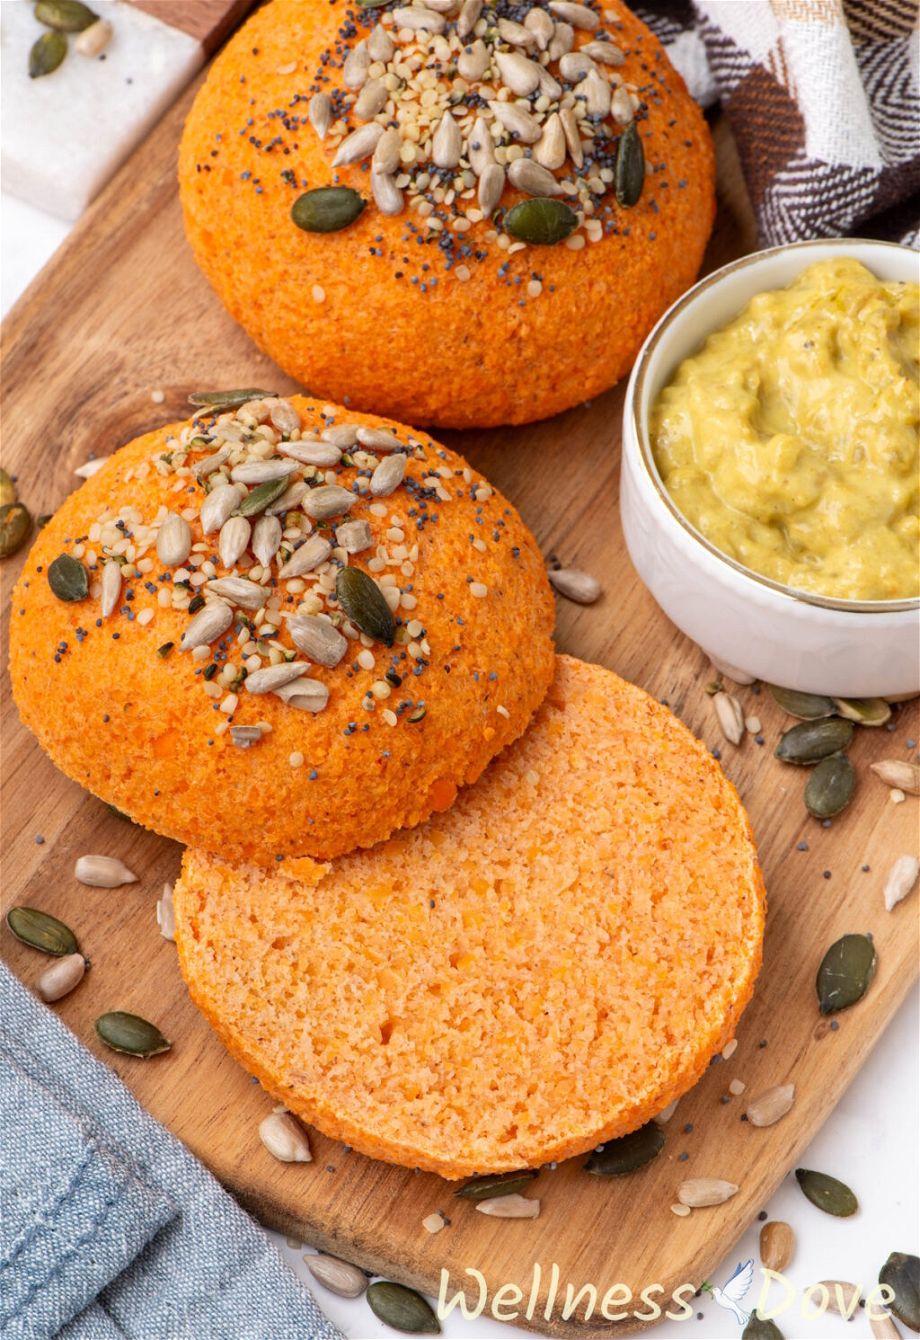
[631,0,920,247]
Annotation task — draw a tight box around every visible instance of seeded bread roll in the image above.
[178,0,715,428]
[174,655,765,1178]
[9,394,554,865]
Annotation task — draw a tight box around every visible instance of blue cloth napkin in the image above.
[0,963,344,1340]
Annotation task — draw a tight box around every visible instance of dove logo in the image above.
[701,1259,755,1326]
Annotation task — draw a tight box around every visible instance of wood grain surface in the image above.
[124,1,258,51]
[1,80,917,1338]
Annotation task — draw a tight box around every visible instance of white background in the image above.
[2,193,918,1340]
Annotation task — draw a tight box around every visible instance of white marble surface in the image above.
[1,0,202,220]
[1,204,917,1340]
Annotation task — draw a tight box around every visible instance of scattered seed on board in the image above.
[884,855,919,911]
[367,1281,441,1335]
[259,1109,312,1163]
[712,690,745,745]
[37,952,87,1002]
[653,1099,679,1126]
[95,1011,172,1058]
[794,1167,857,1217]
[74,855,138,888]
[306,1254,368,1299]
[871,760,920,795]
[547,567,602,604]
[745,1083,795,1128]
[157,883,176,941]
[759,1220,795,1272]
[816,933,876,1014]
[422,1212,447,1233]
[475,1193,540,1219]
[74,457,109,479]
[6,906,79,956]
[677,1178,739,1208]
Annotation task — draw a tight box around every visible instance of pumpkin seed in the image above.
[188,388,272,412]
[292,187,366,233]
[805,754,856,818]
[504,198,577,245]
[584,1122,664,1176]
[775,717,854,764]
[769,686,836,719]
[37,952,87,1002]
[336,567,395,645]
[6,906,79,957]
[455,1169,538,1201]
[48,553,88,601]
[871,760,920,795]
[794,1167,857,1217]
[817,933,876,1015]
[759,1220,795,1272]
[36,514,53,529]
[29,29,67,76]
[0,503,32,558]
[615,122,645,206]
[239,477,290,517]
[307,1254,368,1299]
[95,1011,172,1058]
[878,1252,920,1332]
[0,469,16,506]
[884,855,919,912]
[742,1311,785,1340]
[367,1282,441,1335]
[832,696,892,727]
[35,0,97,31]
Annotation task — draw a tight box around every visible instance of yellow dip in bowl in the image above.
[650,258,919,601]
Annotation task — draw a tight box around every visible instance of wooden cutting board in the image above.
[2,76,917,1338]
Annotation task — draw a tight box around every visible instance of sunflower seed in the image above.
[308,92,332,140]
[289,615,349,667]
[265,480,307,515]
[805,754,856,818]
[372,170,404,216]
[878,1252,920,1332]
[495,51,542,96]
[100,560,122,618]
[582,40,624,65]
[478,163,505,214]
[584,1122,665,1176]
[6,906,79,957]
[653,1100,679,1126]
[258,1108,313,1161]
[870,1312,903,1339]
[35,0,97,30]
[547,566,600,603]
[580,68,611,117]
[759,1221,795,1273]
[457,0,482,39]
[231,460,299,485]
[455,1169,538,1201]
[795,1168,857,1217]
[819,1282,862,1318]
[742,1310,785,1339]
[272,678,330,713]
[336,567,395,644]
[218,516,252,569]
[373,126,402,175]
[29,30,67,77]
[559,105,583,166]
[370,453,407,498]
[508,158,563,197]
[189,388,272,412]
[610,85,635,125]
[497,15,536,46]
[615,121,645,205]
[267,399,301,436]
[817,933,876,1014]
[548,0,598,28]
[292,187,366,231]
[534,113,566,170]
[432,109,462,168]
[355,77,388,119]
[832,696,892,726]
[244,662,310,695]
[745,1083,795,1128]
[467,113,496,172]
[368,1282,441,1335]
[200,484,244,534]
[180,600,233,650]
[323,423,361,447]
[505,197,577,244]
[194,446,232,479]
[677,1178,739,1208]
[302,484,355,521]
[769,686,836,719]
[871,760,920,794]
[157,512,193,566]
[342,39,369,89]
[476,1194,540,1219]
[252,515,282,566]
[547,20,574,59]
[278,535,332,577]
[357,426,402,452]
[48,553,88,601]
[335,520,373,554]
[391,6,446,31]
[775,717,854,764]
[537,65,562,97]
[96,1011,172,1058]
[524,5,554,46]
[367,23,395,61]
[205,577,266,610]
[74,855,138,888]
[884,855,919,912]
[157,883,176,941]
[489,101,541,143]
[74,457,109,478]
[37,952,87,1002]
[307,1254,368,1299]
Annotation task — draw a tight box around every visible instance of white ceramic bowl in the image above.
[621,238,919,697]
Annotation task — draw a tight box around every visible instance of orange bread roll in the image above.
[9,393,553,865]
[179,0,715,428]
[174,655,765,1178]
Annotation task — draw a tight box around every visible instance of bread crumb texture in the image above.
[178,0,715,428]
[9,395,553,865]
[174,655,765,1178]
